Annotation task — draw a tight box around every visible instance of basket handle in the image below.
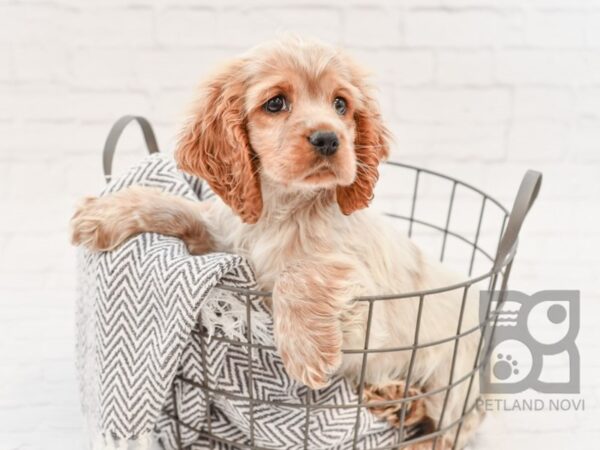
[492,170,542,271]
[103,115,160,183]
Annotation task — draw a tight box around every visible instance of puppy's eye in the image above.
[264,95,288,113]
[333,97,347,115]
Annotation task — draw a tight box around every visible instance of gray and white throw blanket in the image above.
[76,154,400,450]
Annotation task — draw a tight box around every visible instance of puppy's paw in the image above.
[363,381,434,433]
[71,197,105,250]
[70,196,135,252]
[273,260,354,390]
[278,331,342,390]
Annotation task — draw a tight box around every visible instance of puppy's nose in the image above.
[308,131,339,156]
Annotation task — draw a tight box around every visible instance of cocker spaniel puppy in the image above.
[71,37,483,449]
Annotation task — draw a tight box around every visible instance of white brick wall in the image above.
[1,1,599,449]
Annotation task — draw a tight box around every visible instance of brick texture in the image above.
[0,1,598,449]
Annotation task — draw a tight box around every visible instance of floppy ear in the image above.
[176,60,263,224]
[336,84,390,216]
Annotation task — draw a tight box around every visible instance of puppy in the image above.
[71,37,483,449]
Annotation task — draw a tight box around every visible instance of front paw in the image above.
[363,381,432,431]
[70,196,131,251]
[278,332,342,390]
[273,260,354,389]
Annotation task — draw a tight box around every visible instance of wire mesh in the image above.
[168,162,529,450]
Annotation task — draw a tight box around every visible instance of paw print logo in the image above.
[493,354,519,381]
[480,291,580,394]
[486,339,531,387]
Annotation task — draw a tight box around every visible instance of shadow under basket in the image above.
[102,116,542,450]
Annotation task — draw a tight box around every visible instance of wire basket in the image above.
[167,166,541,450]
[103,117,542,450]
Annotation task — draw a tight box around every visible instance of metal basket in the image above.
[169,166,540,450]
[104,117,542,450]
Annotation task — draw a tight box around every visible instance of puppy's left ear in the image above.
[336,76,390,216]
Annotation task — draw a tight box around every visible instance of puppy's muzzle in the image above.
[309,131,339,156]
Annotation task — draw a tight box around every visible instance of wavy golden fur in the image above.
[176,59,263,223]
[176,38,389,223]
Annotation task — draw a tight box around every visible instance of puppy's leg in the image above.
[363,381,434,435]
[272,260,356,390]
[363,382,445,450]
[422,336,483,450]
[71,186,214,254]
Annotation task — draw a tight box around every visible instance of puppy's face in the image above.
[177,38,390,223]
[245,58,361,190]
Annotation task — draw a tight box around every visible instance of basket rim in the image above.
[214,160,514,301]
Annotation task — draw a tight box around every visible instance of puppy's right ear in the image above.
[176,59,263,224]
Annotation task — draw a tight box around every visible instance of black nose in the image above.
[308,131,339,156]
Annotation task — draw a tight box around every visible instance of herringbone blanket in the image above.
[76,154,400,450]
